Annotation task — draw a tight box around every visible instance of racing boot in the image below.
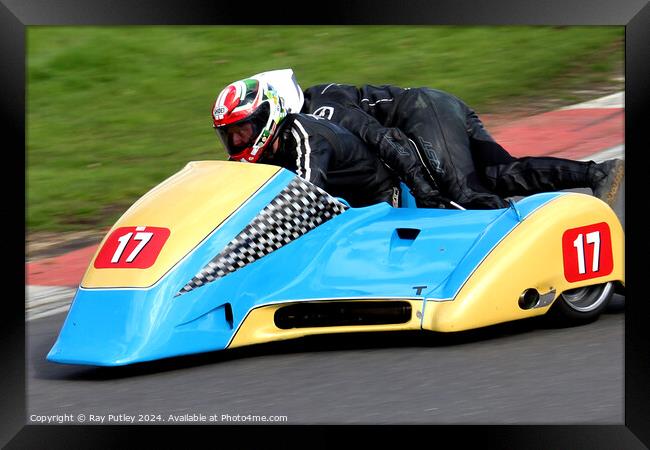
[589,158,625,206]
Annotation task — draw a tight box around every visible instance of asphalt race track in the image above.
[28,301,624,425]
[26,185,626,425]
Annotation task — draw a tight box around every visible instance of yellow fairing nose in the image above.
[81,161,280,289]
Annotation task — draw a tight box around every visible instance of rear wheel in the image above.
[546,282,614,325]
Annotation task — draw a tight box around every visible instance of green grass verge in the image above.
[27,26,623,232]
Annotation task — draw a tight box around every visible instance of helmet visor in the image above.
[215,102,270,156]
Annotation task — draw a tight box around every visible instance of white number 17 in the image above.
[111,227,154,264]
[573,231,601,274]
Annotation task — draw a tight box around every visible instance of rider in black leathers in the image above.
[260,112,400,208]
[302,83,623,209]
[212,74,400,208]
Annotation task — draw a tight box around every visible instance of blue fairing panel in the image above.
[48,168,563,366]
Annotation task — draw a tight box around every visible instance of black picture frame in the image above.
[4,0,648,448]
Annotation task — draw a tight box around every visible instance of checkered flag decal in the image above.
[176,177,349,297]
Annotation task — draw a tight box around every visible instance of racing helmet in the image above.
[212,77,287,163]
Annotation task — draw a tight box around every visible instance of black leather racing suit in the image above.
[303,83,600,209]
[260,113,400,208]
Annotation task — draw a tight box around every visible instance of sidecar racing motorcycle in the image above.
[47,161,624,366]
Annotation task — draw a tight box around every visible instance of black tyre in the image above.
[546,282,614,326]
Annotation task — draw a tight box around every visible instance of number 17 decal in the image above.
[562,222,613,282]
[95,226,170,269]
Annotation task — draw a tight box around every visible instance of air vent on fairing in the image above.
[273,301,412,329]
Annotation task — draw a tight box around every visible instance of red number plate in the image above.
[562,222,613,282]
[94,226,170,269]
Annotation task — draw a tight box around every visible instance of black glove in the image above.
[406,170,449,208]
[414,192,457,209]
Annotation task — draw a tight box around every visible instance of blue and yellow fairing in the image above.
[47,161,624,366]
